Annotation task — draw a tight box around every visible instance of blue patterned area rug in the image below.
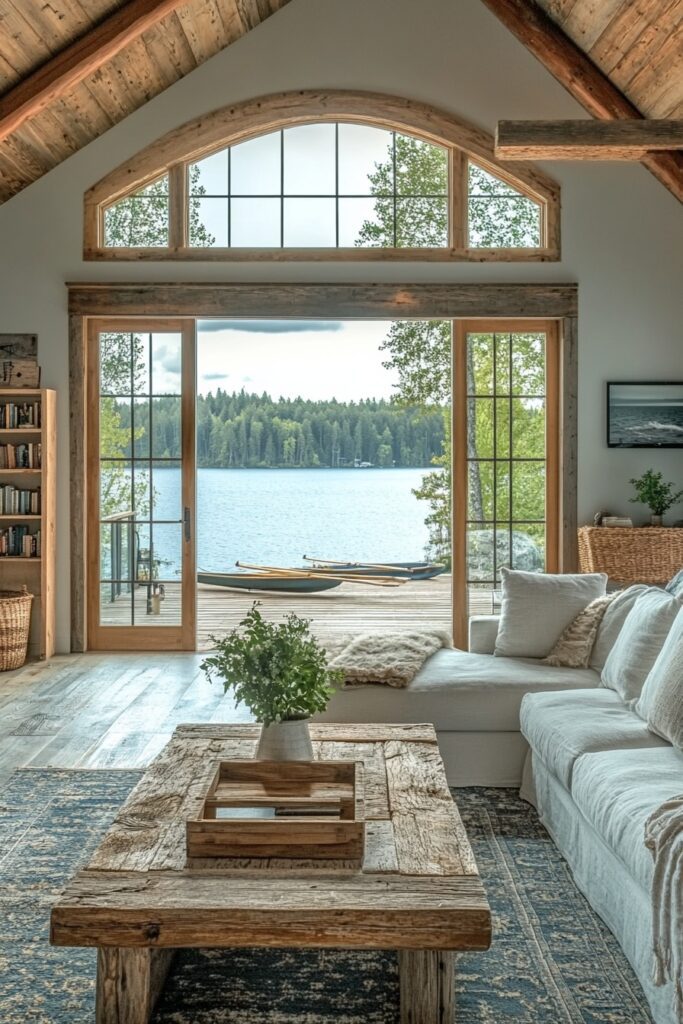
[0,769,653,1023]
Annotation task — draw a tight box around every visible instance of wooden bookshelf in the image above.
[0,389,56,659]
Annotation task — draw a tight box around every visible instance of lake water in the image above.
[152,467,434,575]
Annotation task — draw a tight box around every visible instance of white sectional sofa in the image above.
[318,573,683,1024]
[319,615,602,785]
[521,687,683,1024]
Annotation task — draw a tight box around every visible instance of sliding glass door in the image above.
[86,319,196,650]
[453,321,560,647]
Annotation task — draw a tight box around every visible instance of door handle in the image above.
[184,506,191,543]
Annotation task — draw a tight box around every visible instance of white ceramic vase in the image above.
[256,717,313,760]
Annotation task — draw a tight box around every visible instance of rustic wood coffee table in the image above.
[51,723,491,1023]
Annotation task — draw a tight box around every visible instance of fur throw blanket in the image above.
[325,630,451,688]
[645,793,683,1020]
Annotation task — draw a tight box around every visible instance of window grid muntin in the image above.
[465,331,548,587]
[187,125,448,250]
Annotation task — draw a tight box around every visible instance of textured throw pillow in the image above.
[494,568,608,659]
[601,589,681,702]
[635,607,683,749]
[543,593,618,668]
[589,584,651,671]
[666,569,683,599]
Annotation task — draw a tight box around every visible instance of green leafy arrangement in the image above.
[629,469,683,516]
[201,603,342,726]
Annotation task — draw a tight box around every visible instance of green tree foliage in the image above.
[356,135,448,248]
[103,168,215,248]
[118,390,444,469]
[357,135,544,564]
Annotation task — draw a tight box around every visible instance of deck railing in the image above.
[101,510,135,602]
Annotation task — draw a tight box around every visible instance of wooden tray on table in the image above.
[186,759,365,863]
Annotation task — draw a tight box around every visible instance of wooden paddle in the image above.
[303,554,423,574]
[235,561,405,587]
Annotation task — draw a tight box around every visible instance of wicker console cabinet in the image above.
[578,526,683,585]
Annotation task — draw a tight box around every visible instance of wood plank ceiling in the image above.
[535,0,683,118]
[0,0,291,203]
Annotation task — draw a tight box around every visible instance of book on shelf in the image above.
[602,516,634,528]
[0,526,40,557]
[0,442,41,468]
[0,485,40,515]
[0,401,41,429]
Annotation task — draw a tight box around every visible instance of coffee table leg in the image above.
[398,950,454,1023]
[96,948,174,1023]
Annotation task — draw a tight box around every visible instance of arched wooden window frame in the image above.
[84,90,561,262]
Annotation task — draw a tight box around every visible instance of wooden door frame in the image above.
[69,282,577,652]
[84,316,196,651]
[452,319,562,649]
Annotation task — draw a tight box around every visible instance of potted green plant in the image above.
[629,469,683,527]
[201,603,342,760]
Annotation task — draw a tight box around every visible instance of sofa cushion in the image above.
[600,588,681,702]
[494,568,607,659]
[572,746,683,893]
[319,648,600,732]
[589,584,650,671]
[520,688,669,789]
[635,606,683,749]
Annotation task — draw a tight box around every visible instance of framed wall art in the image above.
[607,381,683,448]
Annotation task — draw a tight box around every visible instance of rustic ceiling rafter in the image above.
[0,0,190,146]
[480,0,683,203]
[0,0,293,203]
[496,119,683,160]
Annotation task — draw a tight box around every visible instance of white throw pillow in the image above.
[494,568,608,659]
[589,584,650,671]
[635,607,683,749]
[601,589,681,702]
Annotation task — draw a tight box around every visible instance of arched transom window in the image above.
[86,92,560,261]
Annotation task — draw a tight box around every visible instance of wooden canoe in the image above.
[197,571,342,594]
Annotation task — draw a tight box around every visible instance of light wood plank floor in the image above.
[0,651,245,788]
[0,581,497,786]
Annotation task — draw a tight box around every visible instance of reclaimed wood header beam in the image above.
[479,0,683,202]
[496,120,683,160]
[0,0,188,145]
[66,281,579,318]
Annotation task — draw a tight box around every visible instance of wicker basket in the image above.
[0,586,33,671]
[578,526,683,585]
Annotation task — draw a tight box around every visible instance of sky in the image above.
[196,320,398,402]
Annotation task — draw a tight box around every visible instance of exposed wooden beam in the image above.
[0,0,188,144]
[479,0,683,202]
[496,119,683,160]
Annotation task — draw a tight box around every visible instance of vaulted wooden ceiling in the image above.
[535,0,682,119]
[0,0,291,203]
[0,0,680,206]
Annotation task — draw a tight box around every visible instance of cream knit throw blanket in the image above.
[326,630,451,688]
[645,793,683,1021]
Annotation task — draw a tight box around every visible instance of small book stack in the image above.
[0,442,42,468]
[0,485,41,514]
[0,526,40,557]
[602,516,633,528]
[0,401,41,429]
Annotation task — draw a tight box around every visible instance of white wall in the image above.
[0,0,681,651]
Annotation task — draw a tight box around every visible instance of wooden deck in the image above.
[100,575,497,649]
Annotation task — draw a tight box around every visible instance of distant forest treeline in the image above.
[124,390,444,468]
[195,391,444,468]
